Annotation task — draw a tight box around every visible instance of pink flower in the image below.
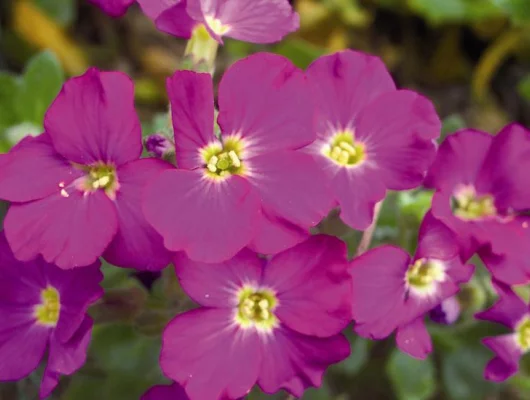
[137,0,299,43]
[88,0,135,17]
[160,235,352,399]
[143,53,332,263]
[304,50,441,230]
[350,213,474,359]
[0,68,172,270]
[142,383,189,400]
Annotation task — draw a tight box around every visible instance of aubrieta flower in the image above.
[350,213,474,359]
[424,124,530,284]
[137,0,299,44]
[0,68,171,270]
[0,232,103,398]
[143,53,332,262]
[429,296,461,325]
[475,281,530,382]
[160,235,351,399]
[304,50,441,230]
[145,134,176,160]
[142,383,189,400]
[89,0,135,17]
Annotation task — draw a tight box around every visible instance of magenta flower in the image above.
[143,54,332,262]
[475,281,530,382]
[137,0,299,44]
[160,235,351,399]
[424,124,530,284]
[145,134,175,160]
[88,0,135,17]
[142,383,189,400]
[350,213,474,359]
[304,50,441,230]
[429,296,461,325]
[0,232,102,398]
[0,68,172,270]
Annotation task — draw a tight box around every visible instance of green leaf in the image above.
[407,0,503,24]
[335,337,370,375]
[518,74,530,102]
[386,350,436,400]
[494,0,530,24]
[14,51,64,127]
[441,114,466,139]
[274,39,326,69]
[0,72,21,130]
[61,375,105,400]
[33,0,76,27]
[442,345,501,400]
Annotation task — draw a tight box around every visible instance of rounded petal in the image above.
[137,0,179,19]
[103,159,173,271]
[424,129,492,191]
[482,334,522,382]
[143,169,261,263]
[415,212,459,261]
[306,50,395,137]
[247,150,333,230]
[142,383,189,400]
[395,318,432,360]
[161,308,260,400]
[218,53,313,153]
[88,0,135,17]
[174,248,264,308]
[44,68,142,166]
[263,235,352,337]
[4,190,118,269]
[167,70,215,169]
[475,281,527,329]
[155,1,199,39]
[258,328,350,397]
[355,90,440,190]
[480,248,530,285]
[0,133,83,203]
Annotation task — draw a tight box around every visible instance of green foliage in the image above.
[387,351,436,400]
[33,0,76,27]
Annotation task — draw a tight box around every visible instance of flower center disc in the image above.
[201,137,245,180]
[323,131,365,167]
[87,164,117,191]
[453,187,496,220]
[405,258,446,296]
[235,287,278,332]
[35,286,61,327]
[517,317,530,351]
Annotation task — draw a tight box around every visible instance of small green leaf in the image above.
[335,337,370,375]
[33,0,76,27]
[386,350,436,400]
[274,39,325,69]
[407,0,503,24]
[441,114,466,139]
[0,72,21,130]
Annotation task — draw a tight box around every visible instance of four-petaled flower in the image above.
[0,68,172,270]
[350,213,474,359]
[0,233,103,398]
[160,235,352,399]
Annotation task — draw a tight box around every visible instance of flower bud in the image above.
[430,296,461,325]
[144,134,175,160]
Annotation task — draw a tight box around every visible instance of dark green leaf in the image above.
[274,39,325,69]
[386,350,436,400]
[33,0,76,27]
[0,72,21,130]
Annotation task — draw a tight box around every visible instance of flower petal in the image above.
[218,53,313,153]
[475,281,527,329]
[143,169,261,263]
[0,133,83,203]
[103,159,173,271]
[161,308,260,400]
[415,212,459,261]
[4,190,118,269]
[44,68,142,166]
[141,383,189,400]
[174,248,264,308]
[395,318,432,360]
[247,150,333,230]
[88,0,135,17]
[306,50,395,136]
[263,235,352,337]
[355,90,440,190]
[258,328,349,397]
[167,70,215,169]
[155,1,199,39]
[482,334,522,382]
[137,0,179,19]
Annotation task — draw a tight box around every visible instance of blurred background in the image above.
[1,0,530,399]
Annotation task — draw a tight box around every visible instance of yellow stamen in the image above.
[35,286,61,327]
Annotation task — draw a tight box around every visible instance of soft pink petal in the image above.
[475,281,528,329]
[143,169,261,263]
[415,212,459,261]
[258,328,350,397]
[167,70,215,169]
[218,53,313,153]
[89,0,135,17]
[355,90,440,190]
[480,249,530,285]
[141,383,189,400]
[45,68,141,166]
[306,50,395,137]
[137,0,178,19]
[174,248,264,308]
[103,159,173,271]
[482,335,522,382]
[395,318,432,360]
[247,150,333,230]
[155,1,199,39]
[0,133,83,202]
[161,308,260,400]
[4,190,118,269]
[263,235,352,337]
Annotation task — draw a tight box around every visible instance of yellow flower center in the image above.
[235,286,278,332]
[87,164,117,191]
[35,286,61,327]
[201,137,245,180]
[516,316,530,352]
[204,15,231,36]
[453,186,496,220]
[322,130,366,167]
[405,258,446,297]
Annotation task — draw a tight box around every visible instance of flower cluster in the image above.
[1,0,530,397]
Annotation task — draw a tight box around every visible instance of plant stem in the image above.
[355,201,383,257]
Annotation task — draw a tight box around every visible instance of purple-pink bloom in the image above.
[429,296,461,325]
[160,235,351,399]
[145,134,175,160]
[424,124,530,284]
[88,0,135,17]
[137,0,299,44]
[143,53,332,263]
[0,68,172,270]
[475,281,530,382]
[350,213,474,359]
[0,232,103,398]
[142,383,189,400]
[304,50,440,230]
